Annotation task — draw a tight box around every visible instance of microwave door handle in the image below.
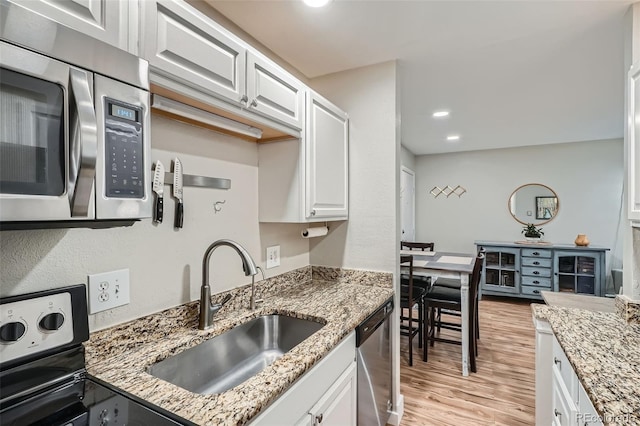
[68,68,97,217]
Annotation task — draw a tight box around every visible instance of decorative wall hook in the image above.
[213,200,226,213]
[430,185,467,198]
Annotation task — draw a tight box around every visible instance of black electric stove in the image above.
[0,285,192,426]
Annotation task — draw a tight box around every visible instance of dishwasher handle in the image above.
[356,297,393,347]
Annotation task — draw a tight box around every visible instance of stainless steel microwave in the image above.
[0,4,151,228]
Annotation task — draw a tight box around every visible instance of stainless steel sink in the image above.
[148,314,324,394]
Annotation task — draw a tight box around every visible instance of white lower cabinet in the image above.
[250,332,356,426]
[536,332,604,426]
[295,364,357,426]
[578,384,603,426]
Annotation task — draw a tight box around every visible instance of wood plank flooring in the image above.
[399,297,541,426]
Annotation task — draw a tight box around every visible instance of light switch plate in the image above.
[88,269,130,314]
[266,245,280,269]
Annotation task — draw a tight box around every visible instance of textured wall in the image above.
[308,61,399,273]
[0,114,310,331]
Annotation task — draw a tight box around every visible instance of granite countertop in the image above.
[85,270,393,426]
[532,303,640,425]
[541,291,616,313]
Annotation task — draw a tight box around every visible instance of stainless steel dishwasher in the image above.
[356,296,394,426]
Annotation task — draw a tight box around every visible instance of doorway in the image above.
[401,166,415,242]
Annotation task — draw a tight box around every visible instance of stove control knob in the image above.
[39,312,65,331]
[0,321,26,343]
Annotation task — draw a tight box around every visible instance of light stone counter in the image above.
[532,302,640,425]
[84,266,393,426]
[541,291,616,313]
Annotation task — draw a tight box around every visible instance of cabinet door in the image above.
[578,383,604,426]
[308,363,357,426]
[306,92,349,220]
[481,247,520,294]
[8,0,132,52]
[553,251,602,296]
[628,62,640,221]
[142,0,246,104]
[246,52,305,130]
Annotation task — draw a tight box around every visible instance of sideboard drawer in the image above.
[522,248,552,258]
[522,257,552,268]
[521,286,545,297]
[522,266,552,278]
[521,276,551,288]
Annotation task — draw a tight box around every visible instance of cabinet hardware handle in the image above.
[315,414,323,424]
[533,261,540,265]
[554,409,561,419]
[533,290,540,294]
[250,99,258,107]
[310,209,316,216]
[533,280,539,284]
[554,357,561,366]
[533,252,539,256]
[240,95,248,104]
[533,271,540,275]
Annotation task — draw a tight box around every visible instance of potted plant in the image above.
[522,223,544,241]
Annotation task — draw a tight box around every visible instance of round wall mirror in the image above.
[508,183,559,225]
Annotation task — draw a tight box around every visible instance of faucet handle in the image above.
[212,293,232,312]
[219,293,232,306]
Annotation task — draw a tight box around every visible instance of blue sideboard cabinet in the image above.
[475,241,609,299]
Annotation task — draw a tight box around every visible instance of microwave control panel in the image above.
[104,99,144,199]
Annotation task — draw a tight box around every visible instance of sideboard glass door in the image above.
[553,252,600,296]
[482,247,520,294]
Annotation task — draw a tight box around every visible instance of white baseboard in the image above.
[386,393,404,425]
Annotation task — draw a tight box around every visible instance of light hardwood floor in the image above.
[399,297,541,426]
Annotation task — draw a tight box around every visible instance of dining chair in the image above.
[400,241,435,291]
[430,247,485,343]
[400,241,435,252]
[423,252,484,373]
[399,254,427,366]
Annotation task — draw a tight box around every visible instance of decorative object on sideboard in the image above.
[574,234,590,246]
[429,185,467,198]
[522,223,544,242]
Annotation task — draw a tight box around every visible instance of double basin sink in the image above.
[148,314,324,394]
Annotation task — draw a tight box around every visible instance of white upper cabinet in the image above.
[142,0,246,104]
[306,92,349,219]
[259,91,348,223]
[628,61,640,222]
[8,0,135,53]
[141,0,304,133]
[246,51,304,130]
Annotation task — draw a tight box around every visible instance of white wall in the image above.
[414,139,623,290]
[0,114,310,330]
[401,145,416,171]
[308,61,399,273]
[306,61,402,421]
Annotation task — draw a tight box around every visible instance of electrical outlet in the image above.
[266,245,280,269]
[88,269,130,314]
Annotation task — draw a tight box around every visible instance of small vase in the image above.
[575,234,590,246]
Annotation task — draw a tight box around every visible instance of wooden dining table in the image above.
[400,249,476,376]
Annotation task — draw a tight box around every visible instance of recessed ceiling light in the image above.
[432,111,450,118]
[303,0,332,7]
[446,135,460,141]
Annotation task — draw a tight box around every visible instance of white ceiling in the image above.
[206,0,630,155]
